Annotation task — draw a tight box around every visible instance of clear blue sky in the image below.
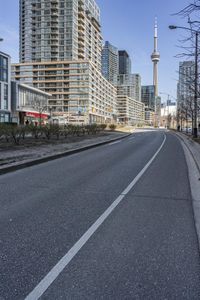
[0,0,191,102]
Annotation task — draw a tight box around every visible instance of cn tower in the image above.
[151,18,160,97]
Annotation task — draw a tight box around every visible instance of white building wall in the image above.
[0,52,11,122]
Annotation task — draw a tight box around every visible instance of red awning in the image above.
[25,112,49,119]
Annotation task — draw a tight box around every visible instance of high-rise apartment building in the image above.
[117,73,141,102]
[132,74,141,102]
[118,50,131,75]
[13,0,119,123]
[102,41,118,85]
[177,61,195,107]
[117,95,144,125]
[19,0,102,71]
[116,50,142,124]
[117,74,135,99]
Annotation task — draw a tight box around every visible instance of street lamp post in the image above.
[194,31,198,138]
[169,25,198,138]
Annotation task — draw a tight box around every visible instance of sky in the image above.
[0,0,192,102]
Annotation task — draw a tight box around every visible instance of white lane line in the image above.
[25,134,166,300]
[108,140,122,146]
[128,136,135,140]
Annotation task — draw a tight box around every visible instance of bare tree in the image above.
[174,1,200,133]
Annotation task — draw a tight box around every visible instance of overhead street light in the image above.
[0,38,3,42]
[169,25,177,30]
[169,24,199,138]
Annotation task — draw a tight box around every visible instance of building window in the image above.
[4,84,8,110]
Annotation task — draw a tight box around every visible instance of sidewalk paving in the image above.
[0,131,130,173]
[174,131,200,172]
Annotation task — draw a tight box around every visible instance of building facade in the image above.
[118,50,131,75]
[117,95,144,125]
[102,41,118,85]
[19,0,102,71]
[145,108,155,126]
[141,85,156,110]
[17,0,119,124]
[117,51,141,102]
[0,52,11,123]
[117,74,135,99]
[12,60,117,124]
[177,61,195,108]
[11,82,51,124]
[132,74,141,102]
[117,73,142,102]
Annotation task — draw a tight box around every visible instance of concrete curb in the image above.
[181,138,200,250]
[172,131,200,175]
[173,130,200,249]
[0,133,131,176]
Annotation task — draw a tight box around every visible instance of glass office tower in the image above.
[102,41,119,85]
[141,85,156,110]
[118,50,131,75]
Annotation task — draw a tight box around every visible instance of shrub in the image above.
[42,125,52,140]
[99,124,107,131]
[29,125,43,139]
[109,124,117,131]
[6,124,23,145]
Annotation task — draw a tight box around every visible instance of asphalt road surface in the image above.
[0,130,200,300]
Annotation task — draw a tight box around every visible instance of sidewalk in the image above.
[174,131,200,248]
[174,131,200,172]
[0,131,130,174]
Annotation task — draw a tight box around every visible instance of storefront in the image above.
[19,111,50,125]
[11,82,51,125]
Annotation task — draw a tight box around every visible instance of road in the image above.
[0,130,200,299]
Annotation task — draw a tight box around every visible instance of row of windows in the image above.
[0,83,9,110]
[0,56,9,82]
[0,112,10,123]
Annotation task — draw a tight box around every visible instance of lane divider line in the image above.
[25,134,166,300]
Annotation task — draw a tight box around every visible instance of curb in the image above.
[172,130,200,250]
[0,133,131,176]
[172,131,200,175]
